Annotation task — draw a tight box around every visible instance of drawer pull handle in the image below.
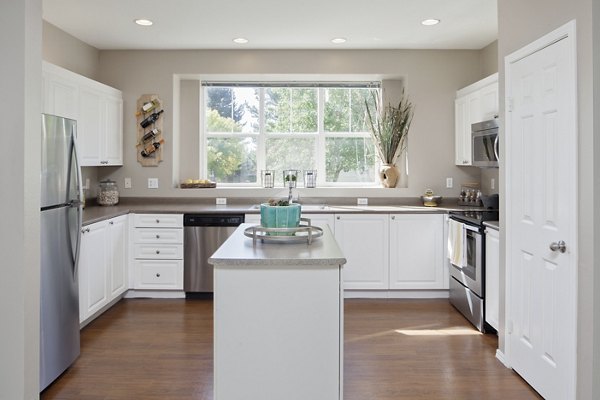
[156,273,161,278]
[156,234,160,239]
[156,250,160,254]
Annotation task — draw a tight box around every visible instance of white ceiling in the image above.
[42,0,497,51]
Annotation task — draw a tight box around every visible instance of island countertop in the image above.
[208,223,347,267]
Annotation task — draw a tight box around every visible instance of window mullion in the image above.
[317,88,326,186]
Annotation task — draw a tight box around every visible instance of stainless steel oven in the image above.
[448,211,498,332]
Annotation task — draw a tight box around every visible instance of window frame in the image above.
[200,82,381,188]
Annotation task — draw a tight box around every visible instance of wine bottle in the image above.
[140,110,164,128]
[140,139,164,157]
[135,99,159,117]
[141,128,160,143]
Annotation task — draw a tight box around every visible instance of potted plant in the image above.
[365,90,414,188]
[260,199,301,236]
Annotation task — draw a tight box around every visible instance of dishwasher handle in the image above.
[183,214,245,227]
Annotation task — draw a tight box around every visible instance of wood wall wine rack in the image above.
[136,94,164,167]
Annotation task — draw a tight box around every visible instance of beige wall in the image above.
[1,0,42,398]
[42,21,99,80]
[480,40,499,77]
[97,49,484,199]
[498,0,597,398]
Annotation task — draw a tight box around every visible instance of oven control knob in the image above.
[549,240,567,253]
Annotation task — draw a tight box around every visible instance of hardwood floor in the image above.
[41,298,541,400]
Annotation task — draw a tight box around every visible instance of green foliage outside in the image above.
[205,86,378,184]
[206,110,256,183]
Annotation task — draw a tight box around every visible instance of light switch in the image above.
[124,177,132,189]
[148,178,159,189]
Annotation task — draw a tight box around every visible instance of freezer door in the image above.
[41,114,77,208]
[40,206,80,390]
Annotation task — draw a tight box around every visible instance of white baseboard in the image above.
[496,349,510,368]
[125,289,186,299]
[344,290,449,299]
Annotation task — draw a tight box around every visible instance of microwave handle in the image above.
[494,135,500,161]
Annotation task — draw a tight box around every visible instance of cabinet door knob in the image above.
[156,219,160,223]
[336,216,341,220]
[391,215,395,220]
[156,273,161,278]
[156,250,160,254]
[156,234,160,239]
[109,221,114,225]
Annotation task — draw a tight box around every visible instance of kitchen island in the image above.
[208,223,346,400]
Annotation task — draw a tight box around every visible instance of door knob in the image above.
[549,240,567,253]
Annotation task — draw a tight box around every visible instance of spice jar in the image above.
[97,180,119,206]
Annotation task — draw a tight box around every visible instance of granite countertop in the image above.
[483,221,499,230]
[208,223,347,267]
[83,197,490,225]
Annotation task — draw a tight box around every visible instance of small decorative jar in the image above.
[97,180,119,206]
[283,169,299,188]
[304,170,317,188]
[261,170,275,188]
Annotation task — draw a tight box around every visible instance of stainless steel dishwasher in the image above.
[183,214,244,294]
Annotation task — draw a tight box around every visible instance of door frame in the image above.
[504,19,578,397]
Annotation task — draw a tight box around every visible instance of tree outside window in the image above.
[203,84,379,186]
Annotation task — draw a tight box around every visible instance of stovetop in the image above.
[449,210,499,227]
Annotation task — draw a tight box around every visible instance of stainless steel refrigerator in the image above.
[40,114,83,391]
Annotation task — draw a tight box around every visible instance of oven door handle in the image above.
[462,223,481,233]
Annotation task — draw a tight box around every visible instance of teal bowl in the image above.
[260,203,301,235]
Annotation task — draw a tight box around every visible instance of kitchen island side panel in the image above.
[214,263,342,400]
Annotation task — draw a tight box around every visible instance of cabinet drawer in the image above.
[133,228,183,244]
[133,214,183,228]
[134,260,183,290]
[134,244,183,259]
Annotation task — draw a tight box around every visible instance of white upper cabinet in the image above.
[42,61,123,166]
[455,73,498,166]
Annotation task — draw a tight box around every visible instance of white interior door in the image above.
[505,21,577,400]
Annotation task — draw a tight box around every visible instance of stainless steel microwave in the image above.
[472,119,499,168]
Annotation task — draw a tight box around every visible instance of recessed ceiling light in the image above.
[331,37,347,44]
[233,37,249,44]
[134,19,153,26]
[421,19,440,26]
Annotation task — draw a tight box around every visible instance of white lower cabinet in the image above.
[485,227,500,330]
[335,213,446,291]
[334,214,389,289]
[389,214,446,289]
[131,214,183,290]
[78,214,128,324]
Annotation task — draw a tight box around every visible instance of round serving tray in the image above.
[244,223,324,245]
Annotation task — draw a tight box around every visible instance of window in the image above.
[202,83,379,186]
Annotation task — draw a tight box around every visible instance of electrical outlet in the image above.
[147,178,159,189]
[491,178,495,190]
[124,177,132,189]
[446,177,453,188]
[357,198,368,205]
[216,197,227,205]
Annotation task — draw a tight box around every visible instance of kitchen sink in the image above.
[248,204,331,211]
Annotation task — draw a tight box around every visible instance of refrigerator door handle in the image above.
[67,129,83,278]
